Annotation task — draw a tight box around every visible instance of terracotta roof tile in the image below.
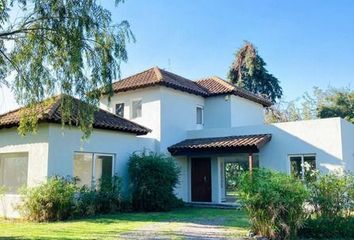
[196,76,272,107]
[111,67,209,96]
[109,67,272,107]
[168,134,272,155]
[0,95,150,135]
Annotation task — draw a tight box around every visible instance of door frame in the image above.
[190,157,212,202]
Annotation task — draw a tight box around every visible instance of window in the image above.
[290,155,316,181]
[74,153,93,187]
[0,153,28,193]
[73,152,114,188]
[115,103,124,117]
[196,106,203,125]
[132,100,142,118]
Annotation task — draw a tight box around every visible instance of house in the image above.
[1,66,354,217]
[0,96,153,218]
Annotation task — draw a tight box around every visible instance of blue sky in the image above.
[1,0,354,113]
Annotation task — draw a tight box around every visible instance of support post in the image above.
[248,153,253,176]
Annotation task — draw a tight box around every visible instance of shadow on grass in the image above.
[76,207,250,228]
[0,207,250,240]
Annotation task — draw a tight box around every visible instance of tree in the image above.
[301,87,327,120]
[265,100,302,123]
[0,0,133,138]
[318,88,354,123]
[265,86,354,124]
[228,41,282,103]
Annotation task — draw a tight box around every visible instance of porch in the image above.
[168,134,271,204]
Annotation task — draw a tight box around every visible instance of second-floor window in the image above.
[132,100,142,119]
[115,103,124,117]
[196,106,203,125]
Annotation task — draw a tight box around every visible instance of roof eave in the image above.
[168,145,260,156]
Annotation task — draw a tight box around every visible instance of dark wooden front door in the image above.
[191,157,211,202]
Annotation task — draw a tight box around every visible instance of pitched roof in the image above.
[0,95,150,135]
[109,67,272,107]
[196,76,272,107]
[168,134,272,155]
[111,67,209,96]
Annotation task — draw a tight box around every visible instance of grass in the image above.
[0,207,250,239]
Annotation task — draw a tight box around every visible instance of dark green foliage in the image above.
[299,216,354,238]
[19,175,125,221]
[75,175,124,216]
[306,172,354,219]
[237,168,308,240]
[128,151,181,212]
[266,87,354,124]
[228,41,282,103]
[318,88,354,123]
[0,0,133,138]
[298,172,354,238]
[296,172,354,239]
[19,176,77,222]
[225,162,245,193]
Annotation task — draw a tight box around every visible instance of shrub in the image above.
[299,216,354,238]
[20,175,125,221]
[75,175,123,216]
[306,172,354,218]
[128,151,181,211]
[298,172,354,238]
[19,176,77,222]
[237,168,309,240]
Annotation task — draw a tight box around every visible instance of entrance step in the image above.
[185,202,241,209]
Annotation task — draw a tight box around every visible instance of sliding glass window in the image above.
[74,152,114,188]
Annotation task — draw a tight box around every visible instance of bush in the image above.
[20,175,125,221]
[128,151,181,211]
[299,216,354,238]
[298,172,354,238]
[75,175,123,216]
[19,176,77,222]
[306,172,354,218]
[237,168,309,240]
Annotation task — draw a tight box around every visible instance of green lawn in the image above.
[0,207,250,240]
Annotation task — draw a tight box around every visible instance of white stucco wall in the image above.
[203,95,265,129]
[47,124,156,194]
[204,95,231,128]
[0,126,49,218]
[100,86,206,153]
[211,156,220,203]
[187,118,351,174]
[340,118,354,171]
[100,85,268,154]
[230,95,265,127]
[0,123,156,218]
[100,86,161,149]
[160,87,205,152]
[174,156,189,202]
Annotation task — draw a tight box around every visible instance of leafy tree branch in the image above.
[0,0,133,138]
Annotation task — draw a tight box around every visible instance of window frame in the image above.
[196,105,204,125]
[73,151,115,188]
[115,102,125,118]
[288,154,316,180]
[131,99,142,119]
[0,152,29,194]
